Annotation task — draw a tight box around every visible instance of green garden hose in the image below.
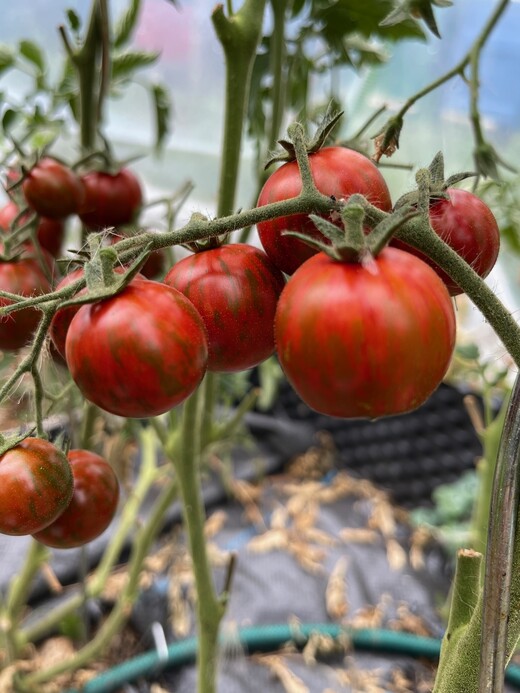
[62,622,520,692]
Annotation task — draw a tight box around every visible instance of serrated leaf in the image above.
[151,82,171,152]
[0,45,15,75]
[111,51,159,81]
[19,39,45,73]
[66,8,81,33]
[114,0,142,48]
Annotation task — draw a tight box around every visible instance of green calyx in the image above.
[285,196,419,263]
[394,151,477,211]
[264,106,344,169]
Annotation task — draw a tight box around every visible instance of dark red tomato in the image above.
[79,169,143,229]
[65,279,208,418]
[256,147,392,275]
[0,250,52,350]
[33,449,119,548]
[22,158,85,219]
[0,201,65,257]
[391,188,500,296]
[0,437,73,536]
[275,247,456,419]
[49,267,146,357]
[164,244,286,372]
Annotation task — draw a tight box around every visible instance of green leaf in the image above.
[2,108,19,133]
[456,343,481,361]
[0,45,15,75]
[19,39,45,73]
[151,82,171,152]
[66,8,81,33]
[114,0,142,48]
[111,51,160,81]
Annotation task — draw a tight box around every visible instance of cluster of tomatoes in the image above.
[0,144,501,543]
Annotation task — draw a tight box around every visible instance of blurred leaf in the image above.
[114,0,142,48]
[151,82,171,152]
[2,109,19,134]
[19,40,45,73]
[380,0,452,38]
[111,51,160,81]
[66,8,81,33]
[0,45,15,75]
[456,343,481,361]
[310,0,426,46]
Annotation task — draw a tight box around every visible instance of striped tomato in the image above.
[164,244,286,372]
[257,147,392,275]
[34,449,119,548]
[0,250,52,351]
[65,279,208,418]
[275,247,456,418]
[0,437,73,536]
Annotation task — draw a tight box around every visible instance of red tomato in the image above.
[49,267,145,357]
[256,147,392,275]
[79,169,143,229]
[33,449,119,548]
[65,280,208,418]
[275,247,456,418]
[0,437,73,536]
[164,244,286,372]
[391,188,500,296]
[22,158,85,219]
[0,250,52,350]
[0,201,65,257]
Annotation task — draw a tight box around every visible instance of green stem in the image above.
[0,540,49,663]
[212,0,267,217]
[394,0,510,125]
[201,372,218,449]
[19,426,164,646]
[19,475,178,690]
[167,390,225,693]
[267,0,289,151]
[79,401,99,450]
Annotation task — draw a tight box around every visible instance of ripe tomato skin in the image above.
[79,169,143,229]
[65,280,208,418]
[22,158,85,219]
[275,247,456,419]
[256,147,392,275]
[33,449,119,548]
[392,188,500,296]
[50,267,146,357]
[0,201,65,257]
[0,252,52,350]
[164,244,286,372]
[0,437,74,536]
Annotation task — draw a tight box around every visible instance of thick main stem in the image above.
[168,391,224,693]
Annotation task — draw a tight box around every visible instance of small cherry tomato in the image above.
[33,449,119,548]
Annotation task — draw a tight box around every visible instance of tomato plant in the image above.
[22,158,85,219]
[33,449,119,549]
[0,437,73,536]
[0,251,52,350]
[65,279,208,418]
[392,188,501,296]
[275,247,456,418]
[0,201,65,257]
[108,231,167,279]
[164,243,286,372]
[79,169,143,229]
[256,147,393,275]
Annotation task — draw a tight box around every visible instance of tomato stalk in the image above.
[166,390,228,693]
[0,540,49,664]
[17,428,177,690]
